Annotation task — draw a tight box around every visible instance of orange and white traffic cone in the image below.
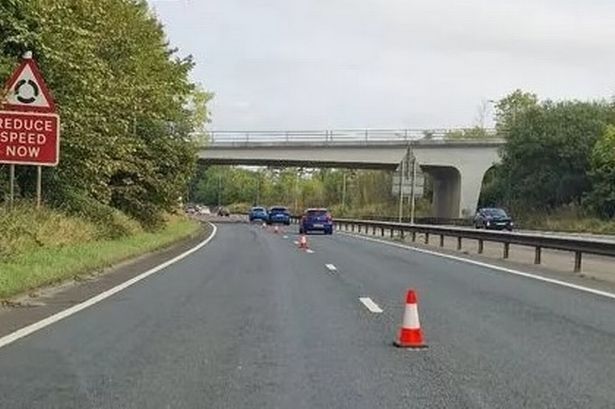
[394,289,427,348]
[298,235,308,250]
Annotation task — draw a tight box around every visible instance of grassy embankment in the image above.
[519,213,615,235]
[0,205,201,299]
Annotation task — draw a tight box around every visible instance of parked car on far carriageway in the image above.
[473,207,514,231]
[299,208,334,235]
[249,206,268,222]
[267,206,290,225]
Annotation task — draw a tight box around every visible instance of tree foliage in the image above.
[190,166,400,215]
[0,0,210,228]
[481,90,614,214]
[586,125,615,218]
[445,127,491,140]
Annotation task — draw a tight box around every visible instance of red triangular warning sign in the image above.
[2,58,56,113]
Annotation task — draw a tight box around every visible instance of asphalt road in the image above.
[1,223,615,408]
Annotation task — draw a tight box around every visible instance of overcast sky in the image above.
[148,0,615,130]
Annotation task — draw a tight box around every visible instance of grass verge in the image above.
[0,217,202,300]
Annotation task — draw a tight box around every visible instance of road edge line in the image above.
[0,223,218,350]
[340,232,615,301]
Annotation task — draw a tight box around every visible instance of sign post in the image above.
[36,166,42,208]
[9,164,15,209]
[1,52,60,207]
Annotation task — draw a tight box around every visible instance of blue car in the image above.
[299,208,333,235]
[268,206,290,225]
[249,206,268,222]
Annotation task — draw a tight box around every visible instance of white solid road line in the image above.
[293,241,299,245]
[341,232,615,301]
[0,223,219,350]
[306,249,315,254]
[325,264,337,271]
[283,235,289,239]
[359,297,384,313]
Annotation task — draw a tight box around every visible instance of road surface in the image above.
[1,223,614,408]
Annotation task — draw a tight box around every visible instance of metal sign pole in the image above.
[342,172,347,210]
[398,160,405,223]
[36,165,42,208]
[9,164,15,209]
[410,159,417,224]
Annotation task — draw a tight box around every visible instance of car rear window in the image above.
[483,208,507,217]
[252,207,265,212]
[270,207,288,213]
[307,210,328,216]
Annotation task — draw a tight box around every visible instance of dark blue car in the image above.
[268,206,290,225]
[249,206,268,223]
[299,208,333,235]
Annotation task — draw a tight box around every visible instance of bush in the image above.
[227,202,252,214]
[0,203,98,260]
[516,203,615,234]
[52,191,142,239]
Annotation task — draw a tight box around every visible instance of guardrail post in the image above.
[400,229,405,240]
[373,226,377,235]
[574,251,582,272]
[439,234,444,247]
[457,236,462,250]
[390,228,394,238]
[478,239,484,254]
[381,227,384,237]
[503,242,510,259]
[534,247,542,265]
[352,224,355,233]
[411,231,416,242]
[424,233,429,244]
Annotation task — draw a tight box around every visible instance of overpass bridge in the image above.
[198,129,504,218]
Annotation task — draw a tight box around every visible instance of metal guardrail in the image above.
[204,129,498,145]
[290,217,615,273]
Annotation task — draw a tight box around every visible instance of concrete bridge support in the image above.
[421,164,487,218]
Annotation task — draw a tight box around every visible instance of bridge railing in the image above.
[205,129,498,145]
[289,217,615,273]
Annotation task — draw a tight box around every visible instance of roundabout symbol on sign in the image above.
[14,79,40,104]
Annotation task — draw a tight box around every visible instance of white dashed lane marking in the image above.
[359,297,384,313]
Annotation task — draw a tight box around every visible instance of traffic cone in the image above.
[394,289,427,348]
[298,235,308,249]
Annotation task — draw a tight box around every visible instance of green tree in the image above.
[495,96,612,211]
[446,127,491,140]
[586,125,615,218]
[495,89,539,135]
[1,0,209,228]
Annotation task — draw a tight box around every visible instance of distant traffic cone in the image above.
[394,289,427,348]
[298,234,308,249]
